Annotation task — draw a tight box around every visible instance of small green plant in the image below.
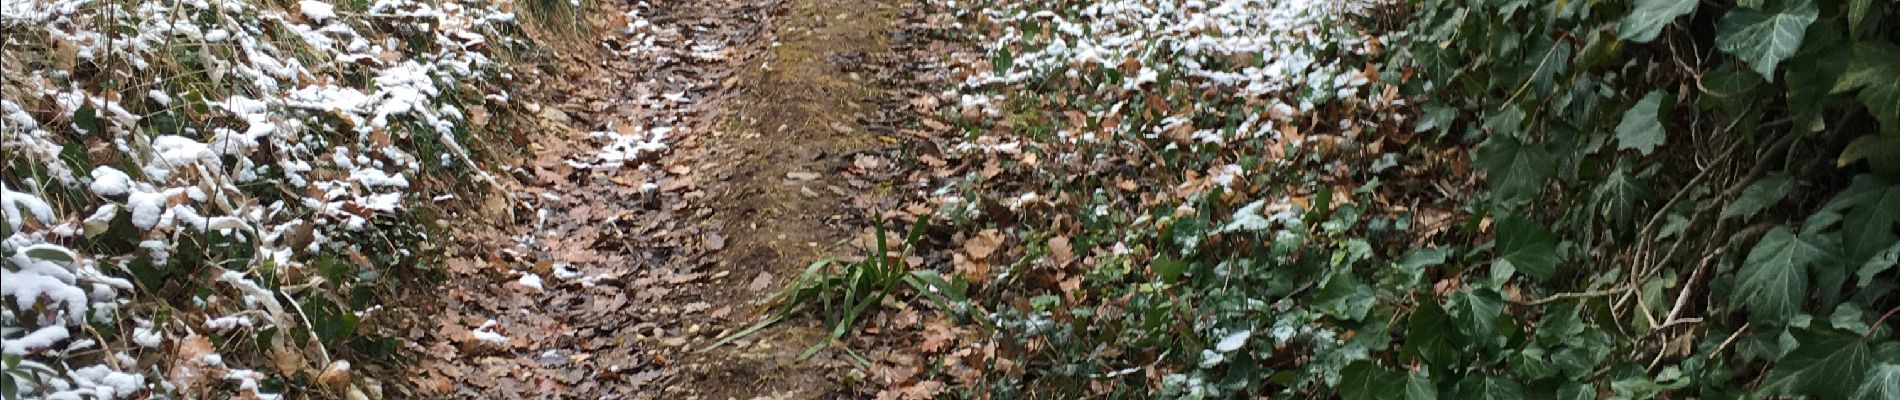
[705,216,933,364]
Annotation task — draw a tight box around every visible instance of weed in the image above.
[705,216,936,365]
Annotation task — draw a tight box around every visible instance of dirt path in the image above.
[678,0,904,397]
[403,0,908,398]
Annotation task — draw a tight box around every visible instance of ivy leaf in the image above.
[1715,0,1817,80]
[1449,289,1506,340]
[1832,41,1900,133]
[1721,174,1793,220]
[1417,103,1457,134]
[1151,256,1188,283]
[1404,373,1438,400]
[1556,382,1597,400]
[1617,0,1698,43]
[1595,166,1652,234]
[1733,227,1835,321]
[1477,136,1555,204]
[23,246,76,263]
[1614,91,1669,155]
[1760,327,1873,399]
[1840,134,1900,177]
[1340,361,1405,400]
[1342,362,1437,400]
[1495,217,1558,281]
[1848,0,1874,36]
[1404,302,1459,366]
[1484,107,1527,139]
[1855,364,1900,400]
[1857,241,1900,287]
[1840,183,1899,262]
[1455,375,1526,400]
[1509,347,1558,379]
[992,47,1013,76]
[1315,270,1376,321]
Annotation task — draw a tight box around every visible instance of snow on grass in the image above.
[1,0,551,396]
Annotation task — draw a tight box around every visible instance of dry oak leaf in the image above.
[953,253,990,286]
[169,334,218,393]
[964,229,1003,260]
[1047,236,1074,268]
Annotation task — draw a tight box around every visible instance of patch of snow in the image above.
[517,272,544,291]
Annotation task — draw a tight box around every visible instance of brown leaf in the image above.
[318,360,352,389]
[747,272,775,292]
[170,334,217,392]
[902,380,946,400]
[1047,236,1073,267]
[953,253,989,286]
[964,229,1003,259]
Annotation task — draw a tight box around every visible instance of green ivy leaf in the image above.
[71,106,100,136]
[1848,0,1874,36]
[1857,241,1900,287]
[1721,174,1793,220]
[1832,41,1900,133]
[1595,166,1652,235]
[1340,361,1405,400]
[1485,107,1527,139]
[1417,103,1457,134]
[23,247,75,263]
[1315,269,1376,321]
[1840,134,1900,177]
[1495,217,1558,281]
[1614,91,1669,155]
[1840,182,1899,262]
[1715,0,1818,80]
[1733,227,1835,321]
[1510,347,1559,379]
[1455,375,1526,400]
[1786,42,1851,133]
[1556,382,1597,400]
[1477,136,1555,204]
[1760,327,1873,399]
[1855,363,1900,400]
[993,47,1014,76]
[1405,302,1459,366]
[1151,256,1187,283]
[1404,372,1438,400]
[1449,289,1506,340]
[1617,0,1698,43]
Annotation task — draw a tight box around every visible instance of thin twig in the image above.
[1867,305,1900,340]
[1510,286,1633,306]
[1710,322,1749,360]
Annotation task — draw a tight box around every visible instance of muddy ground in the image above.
[395,0,947,398]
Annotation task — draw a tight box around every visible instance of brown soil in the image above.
[679,0,904,397]
[406,0,911,398]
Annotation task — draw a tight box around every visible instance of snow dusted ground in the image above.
[910,0,1409,395]
[1,0,551,397]
[929,0,1405,213]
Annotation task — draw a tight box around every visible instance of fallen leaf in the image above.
[1047,236,1073,267]
[964,229,1003,259]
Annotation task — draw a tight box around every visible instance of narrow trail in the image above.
[682,0,903,397]
[407,0,909,398]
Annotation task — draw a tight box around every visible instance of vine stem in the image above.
[1867,305,1900,340]
[1510,286,1632,306]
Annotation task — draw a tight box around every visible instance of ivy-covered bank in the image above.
[882,0,1898,398]
[1395,0,1899,398]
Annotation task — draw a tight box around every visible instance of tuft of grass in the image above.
[704,216,937,365]
[515,0,594,53]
